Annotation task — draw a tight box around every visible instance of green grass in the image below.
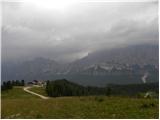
[1,87,39,99]
[1,87,159,119]
[28,86,48,96]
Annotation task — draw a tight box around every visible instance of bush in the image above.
[136,93,145,98]
[140,103,150,108]
[94,96,104,102]
[36,114,43,118]
[140,102,156,109]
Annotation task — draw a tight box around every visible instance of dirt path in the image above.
[23,86,49,99]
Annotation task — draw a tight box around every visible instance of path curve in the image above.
[23,86,49,99]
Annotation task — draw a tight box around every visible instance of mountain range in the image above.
[2,44,159,86]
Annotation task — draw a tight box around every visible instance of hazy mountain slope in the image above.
[2,44,159,86]
[70,44,158,68]
[2,57,61,81]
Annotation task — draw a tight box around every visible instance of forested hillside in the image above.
[45,79,158,97]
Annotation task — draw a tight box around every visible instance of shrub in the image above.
[95,96,104,102]
[140,102,156,109]
[36,114,43,118]
[140,103,150,108]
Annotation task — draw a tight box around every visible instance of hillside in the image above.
[1,86,159,119]
[45,79,159,97]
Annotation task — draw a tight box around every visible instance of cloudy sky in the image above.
[2,0,158,63]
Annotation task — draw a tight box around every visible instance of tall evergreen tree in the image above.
[21,80,25,86]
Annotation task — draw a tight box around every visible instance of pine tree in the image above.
[21,80,25,86]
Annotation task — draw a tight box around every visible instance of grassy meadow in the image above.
[1,87,159,119]
[28,86,47,96]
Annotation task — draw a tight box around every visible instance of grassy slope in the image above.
[1,87,159,119]
[28,86,47,96]
[1,87,39,99]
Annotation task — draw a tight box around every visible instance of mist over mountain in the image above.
[70,44,158,67]
[2,44,158,86]
[2,1,158,86]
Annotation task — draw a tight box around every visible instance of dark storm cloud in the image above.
[2,0,158,63]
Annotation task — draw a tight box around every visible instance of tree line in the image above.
[45,79,111,97]
[45,79,158,98]
[1,80,25,91]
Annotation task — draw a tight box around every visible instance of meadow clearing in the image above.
[1,87,159,119]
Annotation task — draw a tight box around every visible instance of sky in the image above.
[2,0,159,63]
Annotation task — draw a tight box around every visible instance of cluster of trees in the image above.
[11,80,25,86]
[1,81,13,91]
[45,79,158,98]
[45,79,111,97]
[1,80,25,91]
[107,82,159,96]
